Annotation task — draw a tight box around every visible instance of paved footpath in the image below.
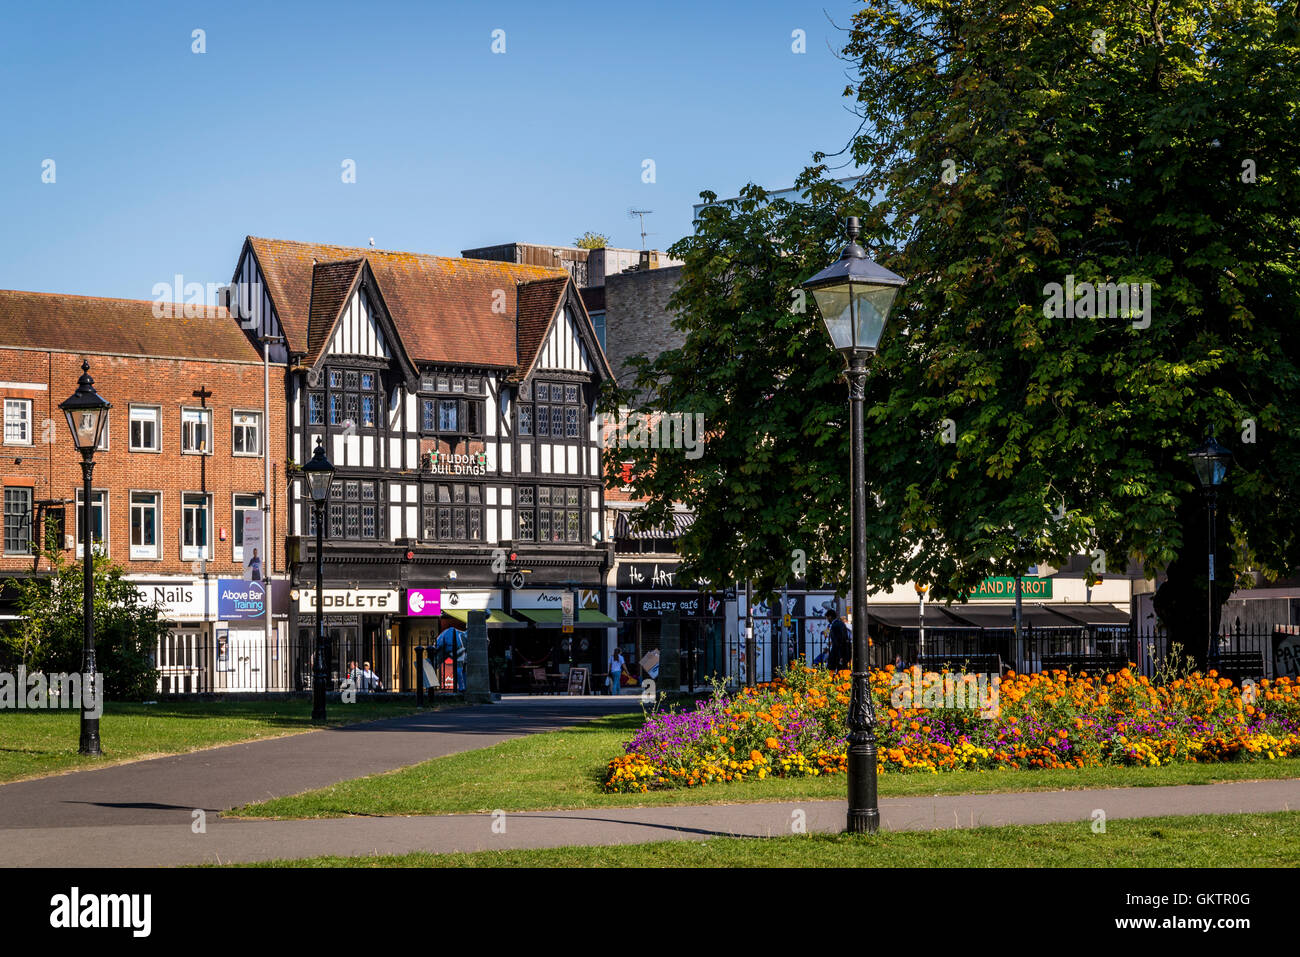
[0,696,638,832]
[2,695,1296,867]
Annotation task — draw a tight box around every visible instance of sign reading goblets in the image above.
[297,589,398,613]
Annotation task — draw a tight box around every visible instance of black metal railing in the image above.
[128,621,1287,695]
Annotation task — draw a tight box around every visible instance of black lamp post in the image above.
[803,216,905,835]
[59,361,111,755]
[302,440,336,722]
[1188,435,1232,666]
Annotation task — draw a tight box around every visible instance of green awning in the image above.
[441,608,525,628]
[516,609,617,627]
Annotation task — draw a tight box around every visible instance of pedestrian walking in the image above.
[609,647,626,695]
[826,605,852,672]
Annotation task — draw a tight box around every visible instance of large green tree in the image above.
[605,0,1300,670]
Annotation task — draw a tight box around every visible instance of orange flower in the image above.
[750,750,764,764]
[765,736,780,750]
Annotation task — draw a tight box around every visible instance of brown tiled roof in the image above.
[0,289,260,362]
[247,237,568,367]
[514,276,568,381]
[305,259,365,365]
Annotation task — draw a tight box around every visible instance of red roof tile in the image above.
[0,289,260,362]
[247,237,568,367]
[305,259,365,365]
[514,276,568,381]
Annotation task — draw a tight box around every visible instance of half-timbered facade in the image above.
[229,237,615,691]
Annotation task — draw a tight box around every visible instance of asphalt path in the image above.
[2,778,1296,866]
[0,696,639,831]
[2,695,1296,866]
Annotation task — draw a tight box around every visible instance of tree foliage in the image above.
[604,0,1300,668]
[574,231,610,249]
[3,531,164,700]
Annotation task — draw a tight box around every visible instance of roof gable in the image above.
[304,259,418,384]
[514,277,613,383]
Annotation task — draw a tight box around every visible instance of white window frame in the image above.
[180,492,212,561]
[129,405,161,453]
[3,398,32,446]
[129,490,161,560]
[232,493,260,563]
[232,409,261,457]
[3,486,33,555]
[74,488,109,558]
[181,407,212,455]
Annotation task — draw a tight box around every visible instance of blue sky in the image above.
[0,0,864,302]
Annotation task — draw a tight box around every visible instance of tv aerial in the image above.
[628,208,654,249]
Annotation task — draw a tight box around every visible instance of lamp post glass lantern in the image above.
[1189,435,1232,663]
[302,440,336,722]
[803,216,905,834]
[58,360,111,756]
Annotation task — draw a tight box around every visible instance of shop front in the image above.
[615,561,726,692]
[137,576,290,693]
[291,586,399,692]
[507,588,615,693]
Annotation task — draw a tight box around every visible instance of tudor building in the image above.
[228,237,615,692]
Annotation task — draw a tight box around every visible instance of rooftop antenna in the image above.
[628,208,654,250]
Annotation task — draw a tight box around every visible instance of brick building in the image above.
[0,290,288,690]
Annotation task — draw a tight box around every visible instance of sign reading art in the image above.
[966,576,1053,600]
[297,589,399,613]
[218,579,267,620]
[616,562,710,591]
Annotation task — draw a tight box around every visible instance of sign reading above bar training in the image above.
[218,579,267,620]
[966,576,1052,600]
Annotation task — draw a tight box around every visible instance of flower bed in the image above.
[602,664,1300,793]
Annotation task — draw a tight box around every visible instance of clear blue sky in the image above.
[0,0,864,302]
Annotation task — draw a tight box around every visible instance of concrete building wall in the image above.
[603,264,683,391]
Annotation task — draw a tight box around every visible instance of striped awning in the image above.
[515,609,617,628]
[613,510,694,540]
[441,608,525,628]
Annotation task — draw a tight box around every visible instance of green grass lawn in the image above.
[0,698,450,783]
[230,712,1300,819]
[239,810,1300,867]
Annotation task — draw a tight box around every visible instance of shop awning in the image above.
[613,510,695,540]
[1046,603,1132,626]
[515,609,617,628]
[441,608,526,628]
[941,603,1080,629]
[867,604,973,628]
